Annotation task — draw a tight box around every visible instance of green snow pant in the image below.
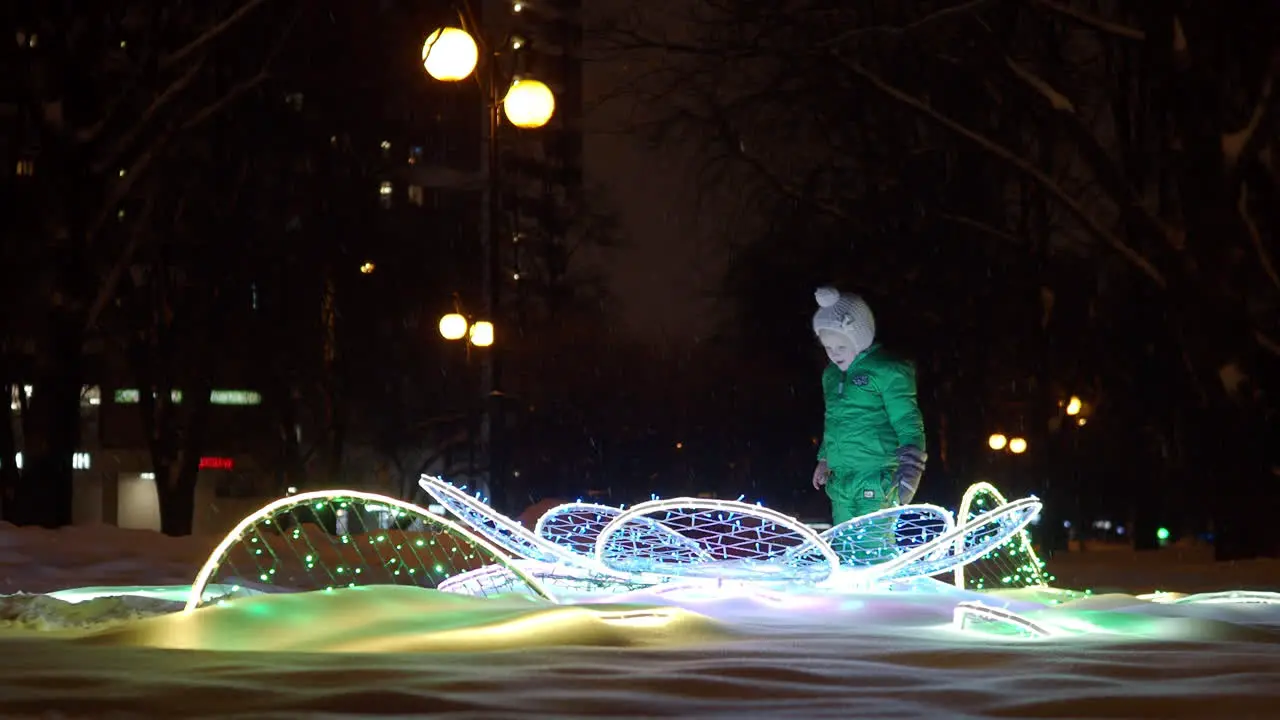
[825,467,899,564]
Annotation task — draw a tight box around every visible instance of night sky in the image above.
[579,3,719,343]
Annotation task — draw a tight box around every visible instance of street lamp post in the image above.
[423,11,556,512]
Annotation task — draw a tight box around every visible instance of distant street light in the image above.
[1066,396,1082,416]
[421,27,479,82]
[469,320,494,348]
[421,12,557,515]
[503,78,556,129]
[988,433,1008,451]
[359,261,375,274]
[439,313,469,341]
[1008,437,1028,454]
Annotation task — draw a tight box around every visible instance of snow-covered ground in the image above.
[1,521,1279,718]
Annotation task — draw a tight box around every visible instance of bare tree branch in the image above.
[1028,0,1146,40]
[1238,184,1280,293]
[160,0,270,70]
[92,58,207,174]
[835,54,1167,287]
[825,0,999,46]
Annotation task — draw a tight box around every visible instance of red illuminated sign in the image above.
[199,457,234,470]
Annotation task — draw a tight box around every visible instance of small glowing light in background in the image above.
[439,313,468,341]
[359,262,375,274]
[675,442,684,450]
[988,433,1008,451]
[469,321,495,347]
[1008,437,1028,454]
[1066,395,1082,416]
[512,2,523,12]
[421,27,478,82]
[1156,527,1171,542]
[379,181,392,196]
[1077,417,1087,427]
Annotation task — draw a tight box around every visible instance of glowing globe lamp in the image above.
[469,320,495,347]
[988,433,1008,451]
[422,27,478,82]
[502,79,555,128]
[1008,437,1028,454]
[439,313,468,341]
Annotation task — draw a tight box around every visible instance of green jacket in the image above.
[817,344,925,473]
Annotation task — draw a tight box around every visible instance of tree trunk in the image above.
[0,383,21,520]
[157,466,199,536]
[11,315,83,527]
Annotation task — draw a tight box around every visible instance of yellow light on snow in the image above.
[439,313,468,341]
[1008,437,1028,454]
[422,27,478,82]
[469,320,494,347]
[988,433,1008,451]
[1065,396,1082,416]
[502,79,555,128]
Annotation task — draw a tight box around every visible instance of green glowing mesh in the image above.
[954,484,1055,592]
[192,494,546,608]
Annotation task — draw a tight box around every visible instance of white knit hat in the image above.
[812,286,875,355]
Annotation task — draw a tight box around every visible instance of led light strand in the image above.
[184,490,553,613]
[954,482,1054,592]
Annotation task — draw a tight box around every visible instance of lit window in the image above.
[379,181,393,208]
[15,159,34,176]
[285,92,305,111]
[408,185,424,206]
[210,390,263,406]
[115,388,141,404]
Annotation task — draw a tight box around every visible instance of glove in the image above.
[812,459,830,490]
[893,446,927,504]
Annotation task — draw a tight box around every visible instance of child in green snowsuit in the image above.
[810,287,927,528]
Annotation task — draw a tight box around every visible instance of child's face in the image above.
[818,330,857,370]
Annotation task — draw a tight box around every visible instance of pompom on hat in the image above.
[812,286,875,355]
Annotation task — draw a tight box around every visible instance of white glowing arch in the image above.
[418,475,591,566]
[185,489,553,613]
[952,600,1055,639]
[803,503,956,566]
[534,501,627,556]
[438,558,648,598]
[872,497,1043,583]
[593,497,842,583]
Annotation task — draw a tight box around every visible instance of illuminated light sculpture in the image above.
[954,482,1054,591]
[502,78,556,129]
[864,497,1043,584]
[184,490,551,613]
[419,477,645,594]
[811,504,956,568]
[593,498,840,583]
[419,476,589,566]
[421,27,479,82]
[952,600,1055,639]
[196,478,1044,623]
[421,475,1040,591]
[1168,591,1280,606]
[534,501,629,556]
